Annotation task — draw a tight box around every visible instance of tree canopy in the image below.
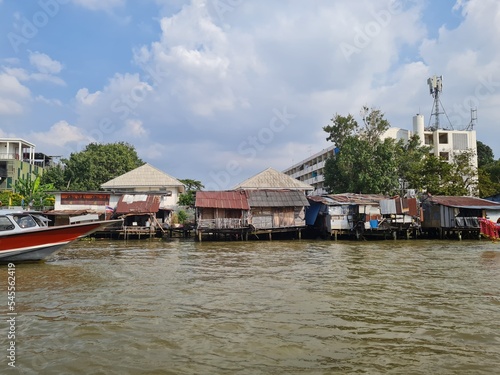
[323,108,479,196]
[177,179,204,207]
[41,142,144,191]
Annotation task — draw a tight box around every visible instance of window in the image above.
[424,134,433,145]
[439,152,450,161]
[0,216,15,231]
[438,133,449,144]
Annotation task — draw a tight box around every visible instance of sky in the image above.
[1,0,499,190]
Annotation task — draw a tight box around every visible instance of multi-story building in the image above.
[0,138,52,191]
[282,146,336,195]
[382,114,478,169]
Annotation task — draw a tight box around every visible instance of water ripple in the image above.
[1,239,500,374]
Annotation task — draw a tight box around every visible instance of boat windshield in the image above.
[12,214,38,229]
[0,216,16,232]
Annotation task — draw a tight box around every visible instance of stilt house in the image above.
[234,167,313,239]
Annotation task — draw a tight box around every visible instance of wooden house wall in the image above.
[197,208,247,229]
[250,207,305,229]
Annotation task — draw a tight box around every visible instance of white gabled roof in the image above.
[233,167,313,191]
[101,163,185,191]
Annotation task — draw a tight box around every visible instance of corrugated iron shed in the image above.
[426,195,500,210]
[195,191,250,209]
[247,190,309,207]
[321,193,386,205]
[115,194,161,214]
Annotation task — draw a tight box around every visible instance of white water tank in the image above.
[413,114,425,145]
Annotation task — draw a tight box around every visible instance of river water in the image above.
[2,238,500,374]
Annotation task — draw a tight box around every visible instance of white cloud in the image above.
[50,0,500,183]
[124,119,148,137]
[29,120,90,147]
[70,0,125,11]
[35,95,63,106]
[29,51,63,74]
[0,72,30,115]
[76,88,102,106]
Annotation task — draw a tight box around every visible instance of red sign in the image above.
[61,193,109,205]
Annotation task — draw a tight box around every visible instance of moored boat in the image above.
[0,210,122,262]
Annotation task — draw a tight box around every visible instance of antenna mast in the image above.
[427,75,444,130]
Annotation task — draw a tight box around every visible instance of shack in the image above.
[420,195,500,240]
[195,191,250,241]
[246,189,309,240]
[379,196,422,239]
[306,193,386,240]
[102,194,165,239]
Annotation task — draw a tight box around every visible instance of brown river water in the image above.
[2,238,500,374]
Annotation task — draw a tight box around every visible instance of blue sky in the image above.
[1,0,499,190]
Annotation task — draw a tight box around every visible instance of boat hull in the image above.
[0,220,121,262]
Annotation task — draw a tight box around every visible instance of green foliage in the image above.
[178,178,204,206]
[479,160,500,197]
[323,107,479,196]
[40,142,144,191]
[359,106,390,146]
[14,173,55,207]
[323,113,358,149]
[0,191,23,206]
[177,210,188,224]
[477,140,495,167]
[478,168,500,198]
[324,136,399,194]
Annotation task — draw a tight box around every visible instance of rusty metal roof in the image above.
[311,193,386,205]
[426,195,500,209]
[115,194,161,214]
[247,190,309,207]
[44,209,93,216]
[195,191,250,209]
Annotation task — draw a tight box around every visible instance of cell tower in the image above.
[427,75,452,131]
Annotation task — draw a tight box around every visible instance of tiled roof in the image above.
[247,190,309,207]
[195,191,250,209]
[101,163,185,191]
[233,167,313,190]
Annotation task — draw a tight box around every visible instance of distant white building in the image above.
[282,146,336,195]
[382,114,478,170]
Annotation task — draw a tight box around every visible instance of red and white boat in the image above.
[0,210,122,262]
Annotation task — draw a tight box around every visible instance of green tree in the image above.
[323,107,479,196]
[478,168,500,198]
[14,173,55,208]
[359,106,390,145]
[323,113,358,150]
[324,136,399,194]
[40,164,67,189]
[477,140,495,167]
[178,179,204,206]
[324,108,400,195]
[41,142,144,191]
